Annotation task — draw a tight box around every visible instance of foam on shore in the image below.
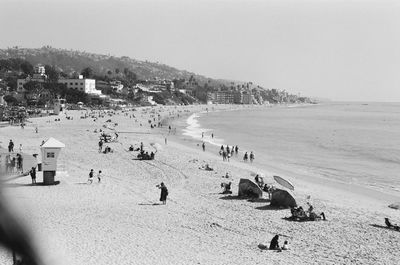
[182,112,225,146]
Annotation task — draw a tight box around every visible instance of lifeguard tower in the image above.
[54,98,66,115]
[40,137,65,185]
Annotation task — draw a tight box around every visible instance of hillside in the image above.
[0,46,229,87]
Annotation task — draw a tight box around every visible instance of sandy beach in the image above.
[1,104,399,265]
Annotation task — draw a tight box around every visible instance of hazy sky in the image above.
[1,0,399,101]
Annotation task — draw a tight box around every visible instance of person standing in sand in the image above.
[87,169,94,184]
[30,167,36,184]
[202,142,205,152]
[8,140,14,153]
[157,182,169,205]
[250,151,255,163]
[243,152,248,162]
[97,170,102,183]
[98,140,103,153]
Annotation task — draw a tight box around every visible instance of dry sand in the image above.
[0,105,399,265]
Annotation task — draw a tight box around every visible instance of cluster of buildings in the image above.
[206,90,264,105]
[17,64,102,97]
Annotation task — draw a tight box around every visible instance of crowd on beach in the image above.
[1,103,399,265]
[0,139,24,175]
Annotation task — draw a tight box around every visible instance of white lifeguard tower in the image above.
[40,137,65,185]
[54,98,66,115]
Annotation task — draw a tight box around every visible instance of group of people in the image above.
[3,140,24,174]
[259,235,289,251]
[243,151,255,163]
[219,145,239,162]
[87,169,102,184]
[289,203,326,221]
[98,140,113,154]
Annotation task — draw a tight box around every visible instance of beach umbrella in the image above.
[273,175,294,191]
[270,189,297,208]
[238,178,263,198]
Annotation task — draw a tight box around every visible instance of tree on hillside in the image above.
[123,67,137,82]
[23,81,46,100]
[81,67,93,78]
[59,71,68,78]
[20,61,34,75]
[44,65,59,82]
[3,95,18,106]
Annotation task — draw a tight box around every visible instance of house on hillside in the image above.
[17,64,48,94]
[58,75,102,95]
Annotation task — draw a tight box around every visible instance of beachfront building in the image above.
[58,75,101,95]
[17,63,48,94]
[242,92,252,104]
[207,91,235,104]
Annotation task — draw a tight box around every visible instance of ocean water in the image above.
[184,103,400,196]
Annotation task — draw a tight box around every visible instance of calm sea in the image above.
[184,103,400,196]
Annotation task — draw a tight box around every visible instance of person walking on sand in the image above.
[97,170,102,183]
[98,140,103,153]
[243,152,248,162]
[8,140,14,153]
[157,182,169,205]
[30,167,36,184]
[202,142,205,152]
[19,144,23,153]
[87,169,94,184]
[250,151,255,163]
[211,133,214,139]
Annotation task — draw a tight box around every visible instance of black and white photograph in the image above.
[0,0,399,264]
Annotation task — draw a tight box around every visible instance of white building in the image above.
[58,76,101,95]
[34,64,45,75]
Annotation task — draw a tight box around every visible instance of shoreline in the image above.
[0,104,399,265]
[171,104,400,205]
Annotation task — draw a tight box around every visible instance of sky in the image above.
[1,0,399,101]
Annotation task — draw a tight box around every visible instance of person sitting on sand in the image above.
[129,145,134,151]
[282,241,289,250]
[221,182,232,194]
[269,235,280,250]
[205,164,213,171]
[255,175,264,188]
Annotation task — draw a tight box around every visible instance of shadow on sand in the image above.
[3,181,60,188]
[255,204,289,211]
[220,195,271,203]
[138,203,163,206]
[370,224,400,232]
